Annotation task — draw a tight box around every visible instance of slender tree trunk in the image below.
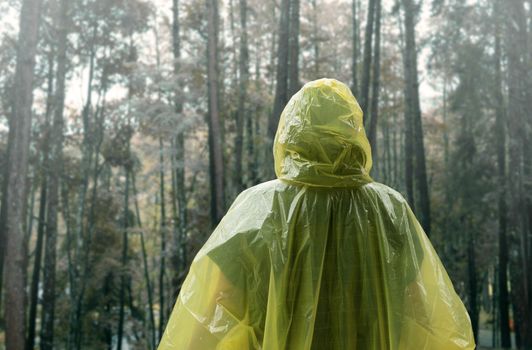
[207,0,226,225]
[117,41,136,349]
[69,25,97,349]
[167,0,187,301]
[367,0,381,159]
[229,0,238,92]
[117,165,130,350]
[0,125,12,318]
[157,138,167,340]
[234,0,249,193]
[73,77,107,350]
[287,0,300,97]
[171,0,188,286]
[507,1,531,347]
[40,2,68,348]
[467,223,479,341]
[360,0,376,117]
[351,0,358,95]
[268,0,291,139]
[494,0,511,345]
[400,0,430,234]
[311,0,319,79]
[4,0,42,347]
[131,171,156,350]
[246,38,261,186]
[26,52,54,350]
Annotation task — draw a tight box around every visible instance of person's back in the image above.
[159,79,475,350]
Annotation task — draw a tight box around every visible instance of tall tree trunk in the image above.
[69,25,98,349]
[4,0,42,347]
[507,1,531,347]
[0,125,12,319]
[228,0,239,92]
[350,0,358,95]
[171,0,188,286]
[268,0,291,140]
[287,0,300,97]
[467,223,479,341]
[494,0,511,345]
[360,0,376,117]
[26,52,54,350]
[73,77,108,350]
[367,0,381,160]
[117,41,136,349]
[41,1,68,348]
[234,0,249,193]
[246,38,261,186]
[131,171,156,350]
[207,0,226,225]
[117,174,130,348]
[117,165,130,350]
[400,0,431,234]
[311,0,319,79]
[157,138,167,340]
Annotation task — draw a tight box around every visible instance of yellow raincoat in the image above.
[159,79,475,349]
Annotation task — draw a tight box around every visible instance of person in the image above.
[158,78,475,349]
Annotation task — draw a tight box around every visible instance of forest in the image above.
[0,0,530,349]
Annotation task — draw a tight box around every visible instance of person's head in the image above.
[274,78,372,187]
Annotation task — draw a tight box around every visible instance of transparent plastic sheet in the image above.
[159,79,475,349]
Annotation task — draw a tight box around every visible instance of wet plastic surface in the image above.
[159,79,475,349]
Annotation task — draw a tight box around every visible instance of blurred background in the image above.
[0,0,530,348]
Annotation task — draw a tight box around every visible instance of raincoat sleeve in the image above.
[158,186,272,350]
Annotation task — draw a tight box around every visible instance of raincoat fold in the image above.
[159,78,475,350]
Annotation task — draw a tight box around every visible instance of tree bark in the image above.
[467,223,479,341]
[493,0,511,345]
[157,138,167,340]
[131,171,156,350]
[367,0,381,160]
[170,0,188,299]
[234,0,249,193]
[26,52,53,350]
[4,0,42,347]
[40,1,68,348]
[311,0,320,79]
[207,0,226,225]
[117,41,136,350]
[287,0,300,97]
[360,0,376,118]
[400,0,431,234]
[506,0,531,347]
[268,0,291,140]
[350,0,358,95]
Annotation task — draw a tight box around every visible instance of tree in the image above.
[234,0,249,192]
[156,138,167,341]
[350,0,359,95]
[207,0,225,225]
[3,0,42,347]
[493,0,511,346]
[40,1,69,348]
[268,0,291,140]
[400,0,431,234]
[26,51,53,350]
[287,0,300,96]
[367,0,381,158]
[170,0,188,308]
[359,0,376,117]
[506,0,532,346]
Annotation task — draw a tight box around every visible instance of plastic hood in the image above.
[274,78,373,187]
